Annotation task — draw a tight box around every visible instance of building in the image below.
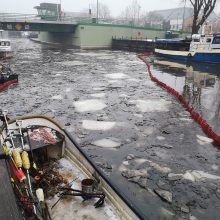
[149,7,194,31]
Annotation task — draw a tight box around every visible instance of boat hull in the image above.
[0,75,18,92]
[155,48,220,64]
[0,115,144,220]
[0,51,13,61]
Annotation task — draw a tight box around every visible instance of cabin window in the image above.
[212,37,220,44]
[193,39,200,42]
[206,38,211,42]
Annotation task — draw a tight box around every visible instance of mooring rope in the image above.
[138,53,220,146]
[0,79,18,92]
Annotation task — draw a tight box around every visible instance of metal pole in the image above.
[182,0,186,32]
[60,0,61,21]
[96,0,99,23]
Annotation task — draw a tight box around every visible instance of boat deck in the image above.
[0,159,21,220]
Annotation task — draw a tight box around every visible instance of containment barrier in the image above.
[0,79,18,92]
[138,53,220,146]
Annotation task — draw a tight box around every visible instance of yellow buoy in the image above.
[21,151,30,170]
[12,149,22,168]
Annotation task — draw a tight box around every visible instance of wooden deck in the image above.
[0,159,21,220]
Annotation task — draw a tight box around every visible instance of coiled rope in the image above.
[138,53,220,146]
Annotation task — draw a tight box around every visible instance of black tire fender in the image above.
[187,53,192,57]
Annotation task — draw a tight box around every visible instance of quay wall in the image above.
[38,23,184,49]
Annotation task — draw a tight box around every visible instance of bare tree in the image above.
[99,4,111,19]
[121,0,141,25]
[90,2,111,20]
[189,0,217,34]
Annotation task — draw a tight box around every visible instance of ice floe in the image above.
[172,170,220,182]
[105,73,128,79]
[73,99,106,112]
[82,120,116,131]
[135,99,171,112]
[156,136,166,140]
[92,138,121,148]
[51,95,63,100]
[74,52,111,57]
[65,88,71,92]
[97,56,115,60]
[93,87,106,91]
[90,93,105,98]
[196,134,213,145]
[59,61,87,66]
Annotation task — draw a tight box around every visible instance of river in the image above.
[1,38,220,220]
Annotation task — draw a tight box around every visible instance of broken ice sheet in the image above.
[73,99,106,112]
[82,120,116,131]
[135,99,171,112]
[90,93,105,98]
[50,95,63,100]
[92,138,121,148]
[105,73,128,79]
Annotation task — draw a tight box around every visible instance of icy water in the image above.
[1,38,220,220]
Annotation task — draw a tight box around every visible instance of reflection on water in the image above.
[152,58,220,134]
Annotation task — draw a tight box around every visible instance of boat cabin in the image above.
[190,33,220,51]
[0,39,12,60]
[155,38,191,51]
[0,39,11,51]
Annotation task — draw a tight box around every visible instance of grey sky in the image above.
[1,0,220,16]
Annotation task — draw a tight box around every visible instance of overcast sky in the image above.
[1,0,220,16]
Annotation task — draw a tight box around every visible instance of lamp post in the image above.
[96,0,99,23]
[60,0,62,21]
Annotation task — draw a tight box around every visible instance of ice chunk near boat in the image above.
[74,99,106,112]
[135,99,171,112]
[92,138,121,148]
[82,120,116,131]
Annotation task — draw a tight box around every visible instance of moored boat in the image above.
[0,30,13,61]
[155,30,220,64]
[0,112,145,220]
[0,64,18,92]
